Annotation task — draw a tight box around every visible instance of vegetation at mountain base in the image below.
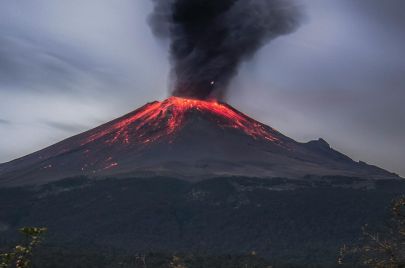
[2,242,275,268]
[339,196,405,267]
[0,196,403,267]
[0,176,404,266]
[0,227,46,268]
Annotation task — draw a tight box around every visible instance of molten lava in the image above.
[83,97,280,146]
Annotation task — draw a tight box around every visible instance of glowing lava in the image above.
[83,97,281,146]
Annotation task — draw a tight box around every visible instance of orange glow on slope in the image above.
[82,97,280,146]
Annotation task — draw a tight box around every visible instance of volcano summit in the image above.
[0,97,398,187]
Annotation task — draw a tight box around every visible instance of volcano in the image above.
[1,97,404,265]
[0,97,399,186]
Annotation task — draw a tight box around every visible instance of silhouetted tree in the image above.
[0,227,47,268]
[339,196,405,267]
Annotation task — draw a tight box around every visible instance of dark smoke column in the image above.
[149,0,302,99]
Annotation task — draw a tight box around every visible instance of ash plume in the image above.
[149,0,303,99]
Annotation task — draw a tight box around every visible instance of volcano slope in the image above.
[0,97,403,266]
[0,97,399,187]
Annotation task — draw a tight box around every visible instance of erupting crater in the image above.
[83,97,282,147]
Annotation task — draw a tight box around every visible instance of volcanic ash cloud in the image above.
[149,0,303,99]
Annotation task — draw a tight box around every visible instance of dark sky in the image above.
[0,0,404,177]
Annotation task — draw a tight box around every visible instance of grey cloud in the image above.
[348,0,405,30]
[0,119,11,125]
[43,120,88,133]
[0,31,120,93]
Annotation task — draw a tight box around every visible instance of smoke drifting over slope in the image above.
[149,0,302,99]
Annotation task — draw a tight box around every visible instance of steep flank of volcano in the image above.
[0,97,399,186]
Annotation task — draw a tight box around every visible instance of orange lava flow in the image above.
[82,97,280,146]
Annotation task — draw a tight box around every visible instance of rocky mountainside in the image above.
[0,97,399,187]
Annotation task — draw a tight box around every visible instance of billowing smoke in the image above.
[149,0,303,99]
